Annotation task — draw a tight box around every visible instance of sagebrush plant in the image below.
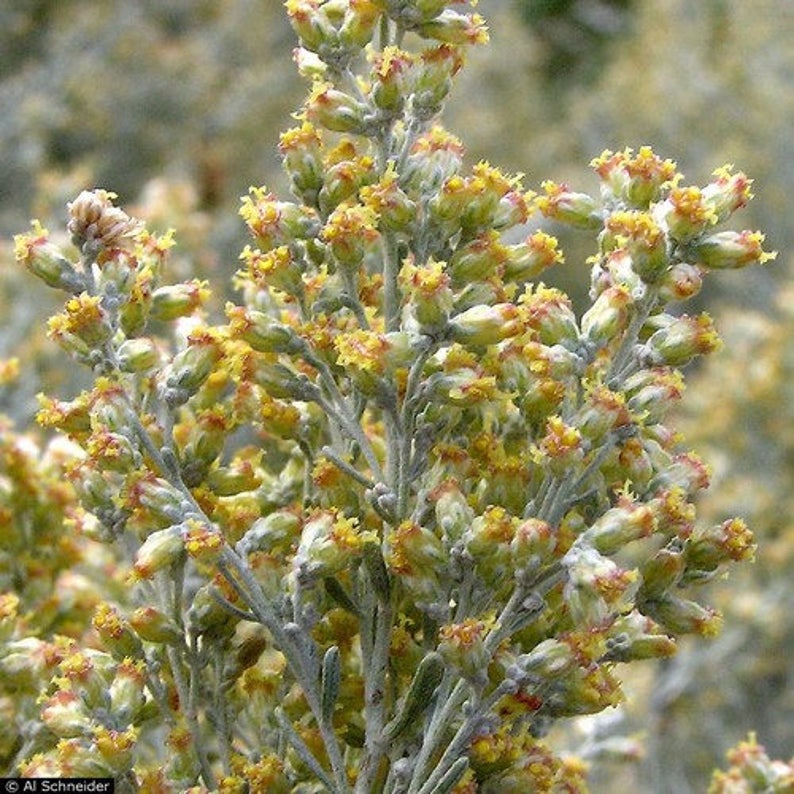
[4,1,778,791]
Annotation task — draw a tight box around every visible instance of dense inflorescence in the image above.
[3,1,776,791]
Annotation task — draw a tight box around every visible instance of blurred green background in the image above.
[1,1,792,790]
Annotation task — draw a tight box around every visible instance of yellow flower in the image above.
[334,329,390,374]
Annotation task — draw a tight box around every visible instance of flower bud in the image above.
[305,81,368,134]
[108,659,147,719]
[295,511,376,581]
[606,612,677,661]
[645,595,722,637]
[692,230,776,270]
[532,416,584,476]
[459,162,520,231]
[67,189,141,252]
[94,725,138,773]
[403,126,464,191]
[517,638,575,680]
[386,520,445,580]
[429,175,470,225]
[360,166,417,232]
[14,221,84,292]
[504,231,564,284]
[448,230,509,285]
[318,153,377,213]
[417,10,489,46]
[85,429,138,472]
[132,526,184,580]
[151,281,210,321]
[603,436,654,491]
[58,650,115,710]
[0,638,63,691]
[239,757,290,794]
[56,739,116,778]
[585,501,657,555]
[537,181,601,229]
[575,384,631,442]
[511,517,556,569]
[430,480,474,543]
[130,606,184,645]
[651,451,711,496]
[624,367,684,421]
[116,338,160,373]
[242,354,319,401]
[438,618,490,681]
[605,210,668,282]
[580,284,632,347]
[494,189,533,230]
[638,547,684,599]
[451,280,501,314]
[660,186,716,243]
[92,603,144,660]
[285,0,335,52]
[236,509,301,557]
[119,268,154,337]
[240,188,320,250]
[182,518,225,565]
[339,0,380,49]
[563,545,637,625]
[163,329,224,404]
[279,122,324,202]
[591,147,678,208]
[0,593,19,643]
[333,329,391,392]
[370,46,413,114]
[41,691,93,738]
[545,664,622,717]
[321,203,380,268]
[518,285,580,347]
[36,394,92,436]
[226,304,302,354]
[449,303,524,347]
[464,505,517,586]
[401,258,453,332]
[47,293,112,353]
[412,44,462,116]
[643,312,721,366]
[701,165,753,223]
[206,458,263,495]
[647,488,696,539]
[431,368,498,407]
[657,261,703,302]
[684,518,755,573]
[123,472,185,524]
[187,582,240,638]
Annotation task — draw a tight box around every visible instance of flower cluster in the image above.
[3,1,774,791]
[709,734,794,793]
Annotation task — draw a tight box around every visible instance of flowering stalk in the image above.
[4,1,775,791]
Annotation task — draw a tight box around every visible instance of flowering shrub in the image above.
[3,1,778,791]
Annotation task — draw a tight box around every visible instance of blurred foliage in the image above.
[514,0,635,85]
[0,0,300,254]
[0,0,792,790]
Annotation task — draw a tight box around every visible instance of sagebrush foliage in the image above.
[1,1,779,791]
